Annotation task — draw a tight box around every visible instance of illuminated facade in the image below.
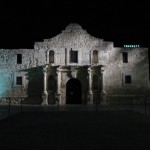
[0,23,149,104]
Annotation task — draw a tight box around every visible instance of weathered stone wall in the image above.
[103,47,149,95]
[0,49,37,101]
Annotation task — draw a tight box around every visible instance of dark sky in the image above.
[0,1,149,49]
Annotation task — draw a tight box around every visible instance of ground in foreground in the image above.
[0,111,150,150]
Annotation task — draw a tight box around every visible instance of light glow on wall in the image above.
[0,71,6,96]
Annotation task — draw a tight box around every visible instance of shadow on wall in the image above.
[76,67,88,104]
[23,66,43,104]
[48,75,56,104]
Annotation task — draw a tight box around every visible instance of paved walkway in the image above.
[0,111,150,150]
[1,104,150,120]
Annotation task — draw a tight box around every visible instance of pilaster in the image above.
[41,64,49,105]
[55,66,62,104]
[87,67,93,104]
[100,69,107,105]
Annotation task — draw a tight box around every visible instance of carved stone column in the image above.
[55,67,61,104]
[57,71,61,94]
[101,70,105,94]
[41,65,49,105]
[87,67,93,104]
[100,69,107,105]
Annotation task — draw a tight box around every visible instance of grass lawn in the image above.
[0,111,150,150]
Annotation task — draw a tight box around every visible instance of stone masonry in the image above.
[0,23,149,105]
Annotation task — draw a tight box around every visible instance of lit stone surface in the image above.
[0,23,149,104]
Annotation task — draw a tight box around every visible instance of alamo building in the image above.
[0,23,149,105]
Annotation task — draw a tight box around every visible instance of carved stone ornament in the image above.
[71,71,77,78]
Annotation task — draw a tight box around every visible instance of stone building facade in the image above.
[0,23,149,105]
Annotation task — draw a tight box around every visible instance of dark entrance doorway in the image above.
[66,78,82,104]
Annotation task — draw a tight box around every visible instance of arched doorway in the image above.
[66,78,82,104]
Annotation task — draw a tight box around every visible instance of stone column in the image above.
[41,65,49,105]
[101,70,105,94]
[100,69,107,105]
[55,68,61,104]
[87,67,93,104]
[56,71,61,94]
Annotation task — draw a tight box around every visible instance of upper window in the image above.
[17,54,22,64]
[122,52,128,63]
[92,50,98,64]
[70,50,78,63]
[125,75,131,84]
[16,77,22,85]
[49,50,54,63]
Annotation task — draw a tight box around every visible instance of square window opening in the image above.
[70,51,78,63]
[125,75,131,84]
[17,54,22,64]
[16,77,22,85]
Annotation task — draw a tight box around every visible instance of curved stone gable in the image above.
[64,23,83,30]
[35,23,104,50]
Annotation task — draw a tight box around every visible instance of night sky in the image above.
[0,1,149,49]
